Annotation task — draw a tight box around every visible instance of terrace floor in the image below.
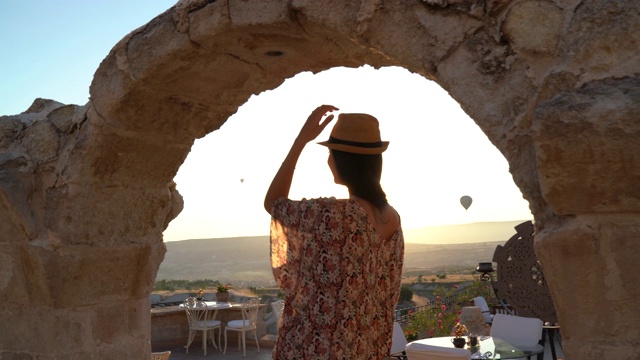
[154,342,271,360]
[156,331,564,360]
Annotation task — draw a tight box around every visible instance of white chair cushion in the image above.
[227,319,251,329]
[406,342,471,360]
[193,319,220,329]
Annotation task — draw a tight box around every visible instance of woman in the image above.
[264,105,404,360]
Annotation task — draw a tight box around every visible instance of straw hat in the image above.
[317,113,389,154]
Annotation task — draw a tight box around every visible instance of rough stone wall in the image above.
[0,0,638,358]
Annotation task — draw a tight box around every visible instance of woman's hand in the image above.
[264,105,339,214]
[295,104,339,145]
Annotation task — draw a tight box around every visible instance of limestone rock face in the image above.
[503,1,563,56]
[533,77,640,214]
[1,0,639,358]
[0,98,181,357]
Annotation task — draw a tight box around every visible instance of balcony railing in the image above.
[394,289,475,324]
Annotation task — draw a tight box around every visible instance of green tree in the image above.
[460,278,496,304]
[399,285,413,303]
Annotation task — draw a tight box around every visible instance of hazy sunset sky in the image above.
[1,1,533,242]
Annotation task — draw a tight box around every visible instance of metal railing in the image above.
[394,289,474,324]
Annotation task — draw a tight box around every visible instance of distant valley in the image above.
[402,220,528,245]
[157,220,529,286]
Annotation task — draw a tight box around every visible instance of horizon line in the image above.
[164,218,531,242]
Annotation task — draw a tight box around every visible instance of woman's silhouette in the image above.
[265,105,404,359]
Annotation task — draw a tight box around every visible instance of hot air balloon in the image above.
[460,195,472,210]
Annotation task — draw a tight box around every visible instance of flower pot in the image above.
[216,292,229,302]
[452,337,466,348]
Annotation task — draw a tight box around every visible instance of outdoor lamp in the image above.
[476,262,495,281]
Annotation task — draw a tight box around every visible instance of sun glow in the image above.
[162,66,532,242]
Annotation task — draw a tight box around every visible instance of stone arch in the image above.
[1,0,638,358]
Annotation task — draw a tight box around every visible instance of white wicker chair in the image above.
[389,321,408,360]
[490,313,543,360]
[270,300,285,332]
[473,296,494,323]
[224,297,261,357]
[183,300,221,355]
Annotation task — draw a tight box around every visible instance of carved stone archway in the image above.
[1,1,638,358]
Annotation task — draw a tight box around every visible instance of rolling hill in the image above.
[157,220,529,285]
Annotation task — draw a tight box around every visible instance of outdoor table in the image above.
[150,301,267,349]
[178,301,244,330]
[177,301,267,331]
[178,301,233,310]
[408,336,544,359]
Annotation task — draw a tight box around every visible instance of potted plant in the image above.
[405,329,418,341]
[451,323,468,348]
[216,284,230,302]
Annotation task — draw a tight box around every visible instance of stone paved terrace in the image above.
[151,300,275,360]
[155,334,564,360]
[151,298,564,360]
[153,342,272,360]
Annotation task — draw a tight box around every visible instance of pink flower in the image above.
[436,296,441,301]
[454,285,459,289]
[441,305,447,310]
[438,313,443,318]
[458,311,462,315]
[455,318,460,323]
[438,319,442,324]
[408,310,414,315]
[429,330,434,336]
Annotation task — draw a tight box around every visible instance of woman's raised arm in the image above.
[263,105,338,214]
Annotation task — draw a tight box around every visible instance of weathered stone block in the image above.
[536,214,640,359]
[558,0,640,80]
[502,0,563,56]
[188,1,231,44]
[229,0,290,26]
[21,245,159,307]
[0,247,31,305]
[533,77,640,214]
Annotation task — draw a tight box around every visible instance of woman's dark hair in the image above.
[331,149,388,211]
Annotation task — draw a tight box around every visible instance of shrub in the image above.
[404,278,498,339]
[461,278,497,305]
[399,285,413,303]
[405,284,462,338]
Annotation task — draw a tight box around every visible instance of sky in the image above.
[1,1,533,242]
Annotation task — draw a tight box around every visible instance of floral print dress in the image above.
[270,197,404,360]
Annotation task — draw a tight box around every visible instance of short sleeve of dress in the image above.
[270,197,329,291]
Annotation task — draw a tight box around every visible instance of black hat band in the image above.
[328,136,383,149]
